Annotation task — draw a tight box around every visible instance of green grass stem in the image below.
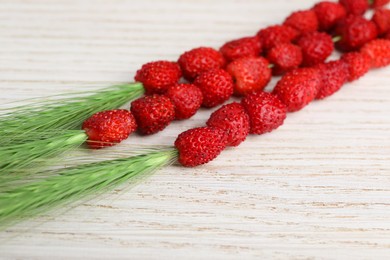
[0,148,177,229]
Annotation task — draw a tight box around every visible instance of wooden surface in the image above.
[1,0,390,259]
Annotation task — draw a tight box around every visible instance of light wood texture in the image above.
[1,0,390,259]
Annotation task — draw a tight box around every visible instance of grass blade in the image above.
[0,130,87,178]
[0,148,177,229]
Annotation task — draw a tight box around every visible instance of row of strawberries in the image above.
[81,0,390,167]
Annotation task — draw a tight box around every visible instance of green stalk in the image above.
[0,130,87,177]
[0,149,177,229]
[333,35,342,43]
[0,83,144,146]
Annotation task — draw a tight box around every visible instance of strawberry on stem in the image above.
[372,8,390,36]
[335,15,378,51]
[165,83,203,120]
[316,60,349,99]
[266,43,303,75]
[273,68,322,112]
[82,109,137,149]
[194,69,234,108]
[220,36,262,62]
[298,32,334,67]
[207,102,250,147]
[175,127,227,167]
[226,57,271,96]
[312,1,347,32]
[178,47,225,81]
[130,95,175,135]
[341,52,371,81]
[339,0,369,15]
[135,61,182,95]
[257,25,299,51]
[360,39,390,68]
[241,92,287,135]
[283,10,319,36]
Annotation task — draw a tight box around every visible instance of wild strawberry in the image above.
[82,109,137,149]
[341,52,370,81]
[220,36,262,62]
[175,127,227,167]
[273,68,322,112]
[372,8,390,35]
[297,32,334,67]
[193,69,234,108]
[371,0,390,8]
[339,0,369,15]
[134,61,181,95]
[316,60,349,99]
[360,39,390,68]
[226,57,271,96]
[178,47,225,81]
[165,83,203,120]
[283,10,319,36]
[335,15,378,51]
[266,43,303,75]
[206,102,250,146]
[312,1,347,31]
[130,95,175,135]
[257,25,299,50]
[241,92,287,135]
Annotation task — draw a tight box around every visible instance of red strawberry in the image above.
[341,52,370,81]
[165,83,203,120]
[178,47,225,81]
[298,32,334,67]
[372,8,390,35]
[316,60,349,99]
[371,0,390,8]
[82,109,137,149]
[283,10,319,36]
[241,92,287,135]
[360,39,390,68]
[385,31,390,40]
[226,57,271,96]
[335,15,378,51]
[266,43,303,75]
[134,61,181,95]
[257,25,299,50]
[220,36,262,62]
[206,102,250,146]
[175,127,227,167]
[339,0,369,15]
[273,68,322,112]
[312,1,347,31]
[130,95,175,135]
[194,69,234,108]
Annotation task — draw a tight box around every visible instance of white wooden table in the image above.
[1,0,389,259]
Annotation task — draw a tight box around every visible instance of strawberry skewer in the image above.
[1,0,380,147]
[0,0,381,175]
[1,2,385,174]
[2,0,384,149]
[4,34,389,175]
[3,36,389,226]
[1,0,390,228]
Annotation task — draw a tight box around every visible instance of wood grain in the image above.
[0,0,389,259]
